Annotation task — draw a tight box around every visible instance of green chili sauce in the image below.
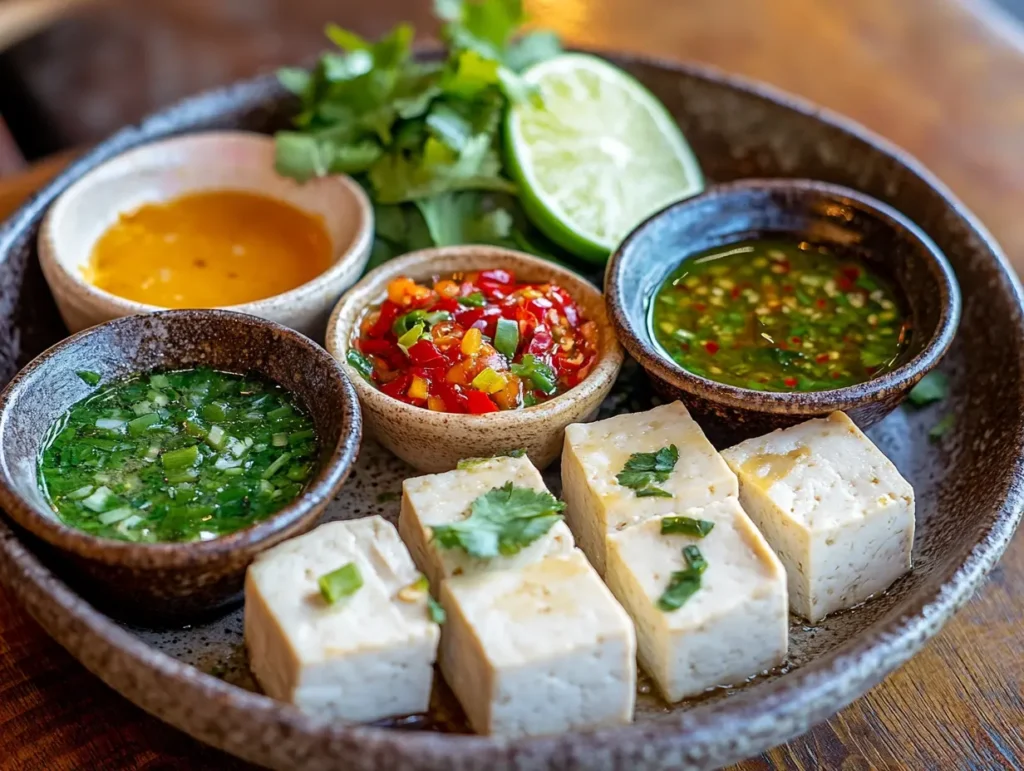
[38,368,318,543]
[649,239,910,392]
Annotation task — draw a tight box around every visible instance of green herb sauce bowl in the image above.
[0,309,362,622]
[605,178,961,443]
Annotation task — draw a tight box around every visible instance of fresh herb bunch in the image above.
[273,0,570,269]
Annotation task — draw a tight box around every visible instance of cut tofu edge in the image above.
[561,401,738,574]
[245,517,440,722]
[399,454,575,587]
[723,411,915,623]
[438,549,637,737]
[605,501,788,702]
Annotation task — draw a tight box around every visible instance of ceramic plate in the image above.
[0,53,1021,771]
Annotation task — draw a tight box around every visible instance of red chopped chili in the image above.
[351,271,598,413]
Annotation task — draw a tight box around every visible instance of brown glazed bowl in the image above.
[0,310,361,622]
[605,178,961,442]
[325,245,623,473]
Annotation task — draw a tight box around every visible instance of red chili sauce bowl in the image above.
[327,246,623,473]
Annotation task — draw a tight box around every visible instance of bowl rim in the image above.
[0,51,1022,771]
[605,177,962,412]
[325,244,624,429]
[37,130,374,319]
[0,308,363,568]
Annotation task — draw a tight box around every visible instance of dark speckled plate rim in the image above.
[604,178,962,413]
[0,49,1021,770]
[0,309,363,567]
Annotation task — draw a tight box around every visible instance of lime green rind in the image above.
[504,53,705,263]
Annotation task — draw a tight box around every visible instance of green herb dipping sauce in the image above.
[650,239,910,392]
[38,368,318,543]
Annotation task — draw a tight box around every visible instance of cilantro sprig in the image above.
[430,481,565,558]
[616,445,679,498]
[273,0,571,268]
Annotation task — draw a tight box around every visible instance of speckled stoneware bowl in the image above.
[325,245,623,472]
[0,53,1022,771]
[38,131,373,340]
[606,179,961,442]
[0,310,361,621]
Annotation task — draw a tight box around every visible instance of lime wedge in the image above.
[505,54,704,263]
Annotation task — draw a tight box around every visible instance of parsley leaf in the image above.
[616,445,679,497]
[430,481,565,558]
[907,371,949,407]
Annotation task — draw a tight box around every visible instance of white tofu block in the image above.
[722,411,915,623]
[400,455,574,587]
[438,549,637,737]
[605,500,788,702]
[245,516,440,722]
[562,401,738,574]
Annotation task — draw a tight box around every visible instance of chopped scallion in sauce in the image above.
[649,239,910,392]
[38,368,318,543]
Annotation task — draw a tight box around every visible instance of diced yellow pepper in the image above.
[408,376,429,401]
[427,396,447,412]
[471,367,507,394]
[461,327,482,356]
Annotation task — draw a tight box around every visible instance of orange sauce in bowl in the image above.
[85,190,334,308]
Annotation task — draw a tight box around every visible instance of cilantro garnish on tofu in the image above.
[616,445,679,498]
[430,481,565,558]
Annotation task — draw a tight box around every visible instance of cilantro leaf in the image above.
[414,191,514,247]
[456,448,526,469]
[907,371,949,407]
[430,481,565,558]
[616,445,679,497]
[274,0,561,267]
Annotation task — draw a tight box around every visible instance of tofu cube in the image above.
[562,401,738,574]
[245,517,440,722]
[605,499,788,702]
[722,411,915,623]
[438,549,637,737]
[400,455,574,587]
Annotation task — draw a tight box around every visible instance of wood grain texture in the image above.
[0,1,1022,769]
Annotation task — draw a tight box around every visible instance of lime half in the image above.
[505,54,704,263]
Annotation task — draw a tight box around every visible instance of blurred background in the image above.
[0,0,1022,165]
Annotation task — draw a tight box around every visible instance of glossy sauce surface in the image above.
[85,190,333,308]
[38,368,319,543]
[650,239,910,392]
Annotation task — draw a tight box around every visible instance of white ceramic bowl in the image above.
[38,131,373,339]
[326,245,624,472]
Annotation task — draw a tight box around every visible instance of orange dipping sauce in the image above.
[85,190,333,308]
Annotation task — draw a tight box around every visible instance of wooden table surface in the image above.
[1,1,1023,769]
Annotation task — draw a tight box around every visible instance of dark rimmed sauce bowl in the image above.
[605,178,961,442]
[0,309,361,622]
